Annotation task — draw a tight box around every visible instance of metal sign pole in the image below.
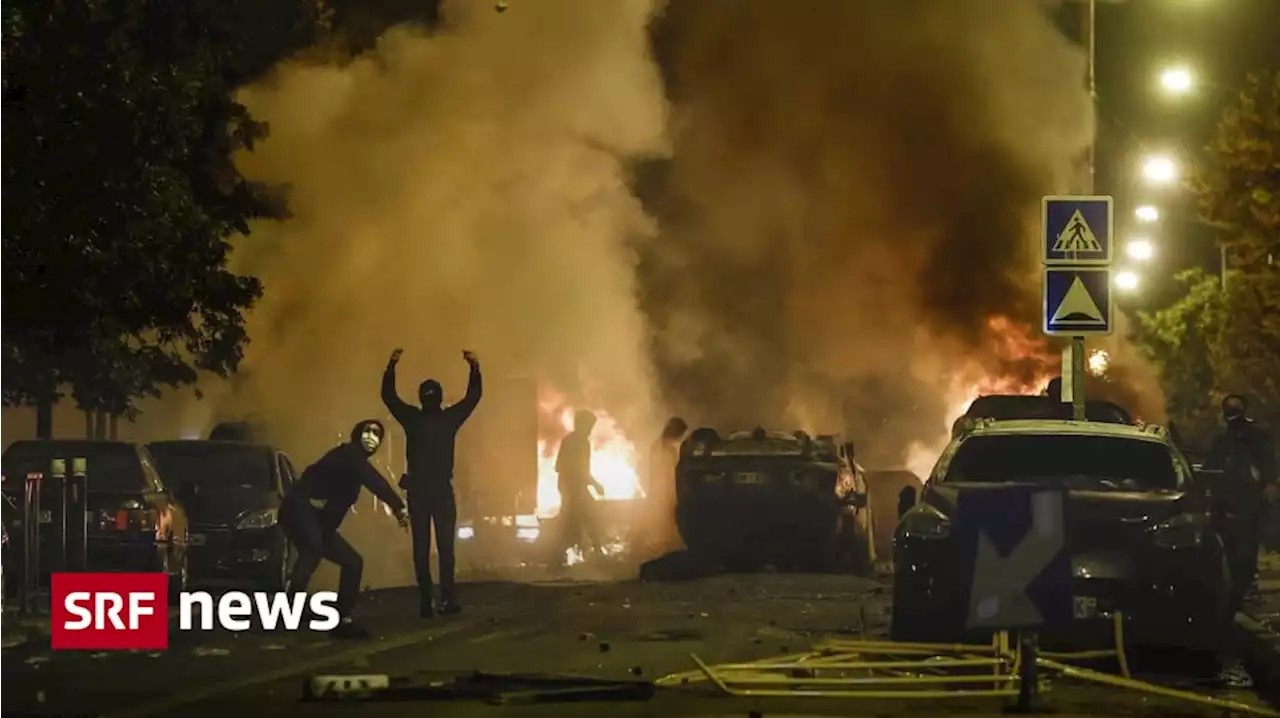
[1071,337,1087,421]
[50,458,68,574]
[22,470,43,614]
[69,458,89,571]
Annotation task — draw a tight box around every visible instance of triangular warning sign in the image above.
[1051,277,1105,324]
[1051,209,1103,253]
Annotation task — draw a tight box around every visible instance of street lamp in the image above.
[1159,66,1194,96]
[1126,238,1154,261]
[1115,270,1140,292]
[1141,154,1178,184]
[1135,205,1160,223]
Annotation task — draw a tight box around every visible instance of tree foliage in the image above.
[1135,70,1280,440]
[1132,269,1225,444]
[2,0,321,418]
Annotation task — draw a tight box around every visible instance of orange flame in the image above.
[904,316,1057,479]
[535,388,642,518]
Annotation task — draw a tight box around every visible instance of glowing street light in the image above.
[1141,154,1178,184]
[1115,270,1140,292]
[1135,205,1160,223]
[1126,238,1155,261]
[1159,66,1194,95]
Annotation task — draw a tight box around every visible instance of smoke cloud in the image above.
[180,0,670,585]
[635,0,1117,466]
[210,0,667,454]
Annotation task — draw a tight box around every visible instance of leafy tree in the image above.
[1194,70,1280,428]
[2,0,321,435]
[1132,269,1226,445]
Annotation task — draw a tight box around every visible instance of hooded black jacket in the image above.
[289,419,406,531]
[1206,417,1277,485]
[381,361,482,485]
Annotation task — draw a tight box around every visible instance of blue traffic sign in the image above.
[954,487,1073,631]
[1042,195,1113,265]
[1044,267,1113,336]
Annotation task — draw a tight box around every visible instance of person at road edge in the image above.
[1204,393,1278,608]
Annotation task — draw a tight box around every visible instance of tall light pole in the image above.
[1069,0,1097,421]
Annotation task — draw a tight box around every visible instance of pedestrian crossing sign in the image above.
[1042,195,1113,265]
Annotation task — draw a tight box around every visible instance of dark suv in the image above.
[147,440,297,589]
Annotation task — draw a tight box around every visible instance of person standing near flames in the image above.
[643,417,688,557]
[381,348,483,617]
[556,409,606,562]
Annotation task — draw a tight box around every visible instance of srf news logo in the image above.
[51,573,340,650]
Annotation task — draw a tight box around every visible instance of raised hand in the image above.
[390,348,404,365]
[462,350,479,366]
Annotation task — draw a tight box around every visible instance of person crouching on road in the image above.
[281,419,409,639]
[556,410,606,564]
[381,348,483,618]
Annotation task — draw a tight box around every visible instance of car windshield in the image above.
[148,442,274,492]
[1,441,146,492]
[944,434,1180,491]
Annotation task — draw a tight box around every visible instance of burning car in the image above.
[675,427,873,573]
[892,418,1233,652]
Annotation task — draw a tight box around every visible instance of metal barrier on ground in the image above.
[655,612,1279,717]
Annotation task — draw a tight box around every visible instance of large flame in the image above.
[535,388,642,518]
[904,316,1058,479]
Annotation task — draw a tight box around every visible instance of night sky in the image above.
[1057,0,1280,310]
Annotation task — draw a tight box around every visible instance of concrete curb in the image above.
[1235,611,1280,706]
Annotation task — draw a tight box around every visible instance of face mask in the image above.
[360,427,382,453]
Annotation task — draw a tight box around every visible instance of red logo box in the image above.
[51,573,170,650]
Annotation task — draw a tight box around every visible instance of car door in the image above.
[276,453,297,495]
[139,448,185,543]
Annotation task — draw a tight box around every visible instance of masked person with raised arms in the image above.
[382,348,483,617]
[281,419,409,639]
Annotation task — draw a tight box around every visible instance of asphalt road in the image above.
[4,571,1277,717]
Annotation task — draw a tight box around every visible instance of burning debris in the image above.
[535,387,644,518]
[901,316,1060,478]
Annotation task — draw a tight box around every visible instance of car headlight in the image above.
[898,505,951,540]
[236,508,278,530]
[1148,513,1205,549]
[457,525,475,540]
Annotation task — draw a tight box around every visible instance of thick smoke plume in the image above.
[179,0,669,585]
[635,0,1160,467]
[205,0,667,451]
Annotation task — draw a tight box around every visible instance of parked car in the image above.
[147,440,297,590]
[892,418,1232,652]
[961,394,1134,426]
[1,440,190,595]
[675,427,872,572]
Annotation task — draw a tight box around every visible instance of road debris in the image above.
[303,671,655,704]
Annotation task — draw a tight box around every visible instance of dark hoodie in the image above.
[381,361,482,485]
[1207,416,1277,486]
[289,419,406,531]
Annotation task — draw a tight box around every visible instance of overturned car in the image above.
[675,427,874,573]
